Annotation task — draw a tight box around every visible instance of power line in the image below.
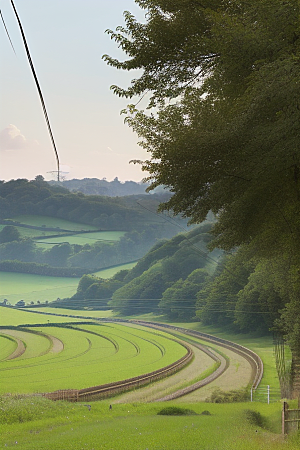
[0,9,16,54]
[10,0,60,181]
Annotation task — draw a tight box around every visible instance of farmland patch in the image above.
[0,321,188,395]
[0,335,17,360]
[35,231,125,248]
[10,215,98,231]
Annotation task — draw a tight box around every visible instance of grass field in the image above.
[0,308,298,449]
[35,230,125,248]
[0,225,64,238]
[0,272,80,304]
[2,214,125,247]
[0,397,299,450]
[10,215,99,231]
[0,262,137,305]
[0,309,188,394]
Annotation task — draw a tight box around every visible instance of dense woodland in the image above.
[60,223,283,336]
[102,0,300,394]
[57,224,221,315]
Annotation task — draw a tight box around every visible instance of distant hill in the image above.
[48,177,168,197]
[56,223,222,315]
[0,178,188,277]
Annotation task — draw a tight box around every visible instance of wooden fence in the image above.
[282,400,300,435]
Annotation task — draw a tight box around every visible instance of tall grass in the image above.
[1,397,299,450]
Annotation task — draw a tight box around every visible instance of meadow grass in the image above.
[0,310,298,449]
[11,215,98,231]
[132,316,280,390]
[93,261,137,278]
[0,262,137,305]
[0,335,17,360]
[0,225,65,238]
[0,306,85,326]
[35,231,125,248]
[31,307,115,318]
[0,329,51,359]
[0,321,188,394]
[0,397,299,450]
[0,272,80,304]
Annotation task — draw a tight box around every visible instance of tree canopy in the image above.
[105,0,300,390]
[104,0,300,254]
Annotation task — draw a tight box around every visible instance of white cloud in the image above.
[0,124,39,151]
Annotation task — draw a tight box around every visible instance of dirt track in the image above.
[1,330,26,360]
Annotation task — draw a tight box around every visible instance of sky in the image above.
[0,0,148,182]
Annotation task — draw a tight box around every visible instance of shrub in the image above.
[157,407,197,416]
[208,388,249,403]
[244,409,267,428]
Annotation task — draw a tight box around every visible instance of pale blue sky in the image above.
[0,0,148,181]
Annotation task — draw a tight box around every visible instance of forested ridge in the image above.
[48,177,166,197]
[54,223,220,313]
[0,178,187,274]
[103,0,300,395]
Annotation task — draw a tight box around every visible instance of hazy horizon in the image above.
[0,0,148,182]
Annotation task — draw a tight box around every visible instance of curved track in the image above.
[131,321,263,390]
[43,319,263,402]
[3,308,262,402]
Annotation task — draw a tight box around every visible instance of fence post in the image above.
[250,387,253,402]
[267,385,270,404]
[282,401,288,435]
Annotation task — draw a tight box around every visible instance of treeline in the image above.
[56,223,291,337]
[49,177,150,197]
[0,226,173,272]
[0,177,173,231]
[0,178,188,275]
[0,260,91,277]
[55,224,221,315]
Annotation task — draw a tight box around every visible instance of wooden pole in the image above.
[282,401,288,435]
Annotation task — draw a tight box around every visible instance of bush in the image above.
[208,388,249,403]
[157,407,197,416]
[244,409,267,428]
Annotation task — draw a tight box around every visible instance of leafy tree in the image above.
[44,243,73,267]
[104,0,300,254]
[159,268,209,320]
[0,226,21,243]
[110,266,166,314]
[105,0,300,387]
[196,252,254,327]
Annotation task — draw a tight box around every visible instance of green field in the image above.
[2,215,126,247]
[0,308,187,394]
[0,262,137,305]
[0,225,64,238]
[0,308,298,449]
[1,398,299,450]
[0,272,80,304]
[10,215,99,231]
[35,230,125,248]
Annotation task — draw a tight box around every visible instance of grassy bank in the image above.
[1,396,299,450]
[0,262,137,305]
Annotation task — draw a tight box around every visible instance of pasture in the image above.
[34,230,125,248]
[0,309,188,394]
[0,308,298,449]
[3,214,126,247]
[10,215,98,231]
[0,261,137,305]
[0,272,80,304]
[1,398,299,450]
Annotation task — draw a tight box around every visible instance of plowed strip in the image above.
[48,334,64,354]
